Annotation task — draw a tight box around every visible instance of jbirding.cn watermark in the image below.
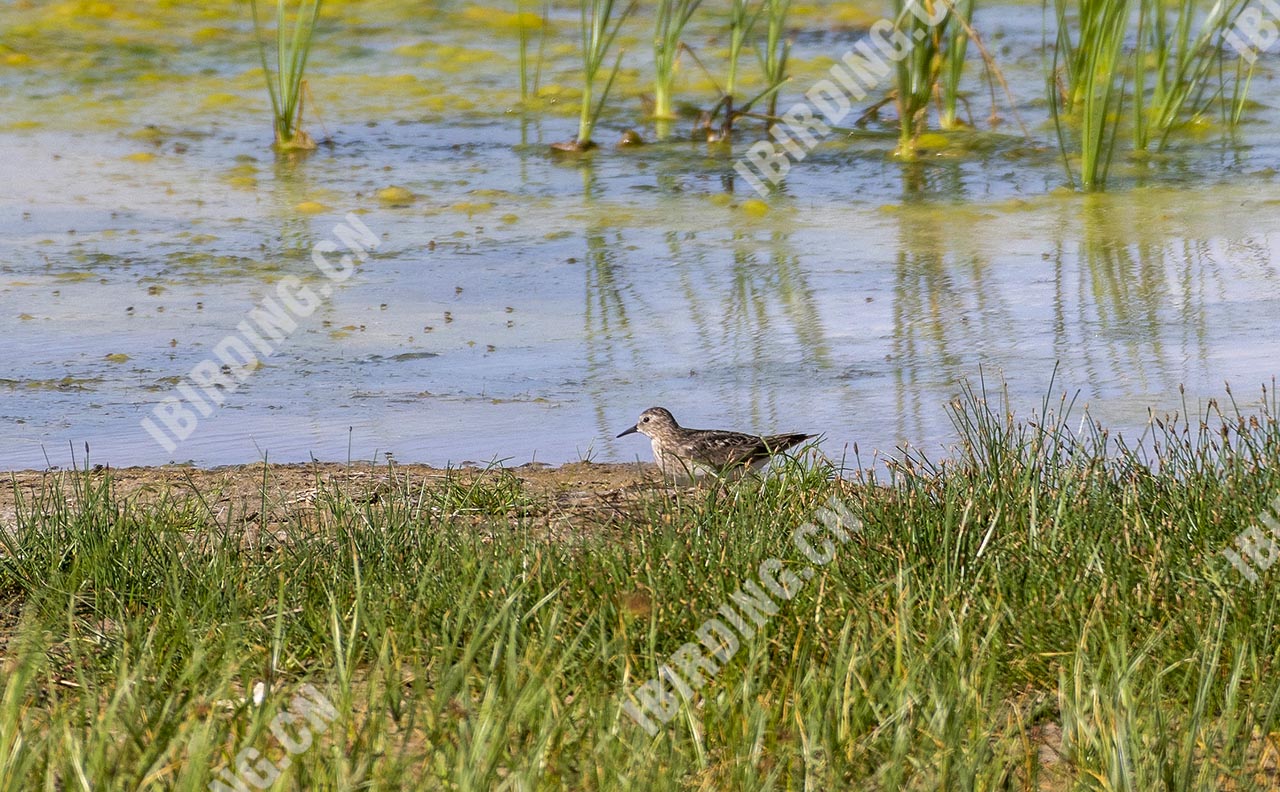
[1224,0,1280,63]
[140,214,379,454]
[733,0,948,197]
[620,494,861,736]
[209,684,337,792]
[1221,494,1280,582]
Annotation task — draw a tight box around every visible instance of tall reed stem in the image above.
[724,0,761,117]
[570,0,635,149]
[653,0,702,120]
[1048,0,1129,190]
[758,0,791,118]
[938,0,973,129]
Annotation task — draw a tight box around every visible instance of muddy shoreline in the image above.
[0,460,662,535]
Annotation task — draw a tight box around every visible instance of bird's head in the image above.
[616,407,679,439]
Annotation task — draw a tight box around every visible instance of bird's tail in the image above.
[764,433,815,453]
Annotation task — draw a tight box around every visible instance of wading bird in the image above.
[616,407,815,481]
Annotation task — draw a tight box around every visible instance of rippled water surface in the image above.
[2,0,1279,470]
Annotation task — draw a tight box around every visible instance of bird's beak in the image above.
[616,425,638,438]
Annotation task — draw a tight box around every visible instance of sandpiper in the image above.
[615,407,815,480]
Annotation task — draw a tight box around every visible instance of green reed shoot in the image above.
[1223,53,1255,128]
[938,0,973,129]
[757,0,792,117]
[1132,0,1250,152]
[692,0,761,139]
[1048,0,1129,190]
[518,0,532,102]
[249,0,323,151]
[516,0,551,105]
[570,0,635,149]
[653,0,702,119]
[722,0,762,124]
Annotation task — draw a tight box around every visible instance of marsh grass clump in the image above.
[1048,0,1256,189]
[1047,0,1130,190]
[5,380,1280,786]
[890,0,975,157]
[427,465,530,517]
[250,0,323,151]
[1131,0,1253,153]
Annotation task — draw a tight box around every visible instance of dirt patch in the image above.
[0,460,662,539]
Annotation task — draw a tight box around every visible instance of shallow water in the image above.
[2,1,1279,470]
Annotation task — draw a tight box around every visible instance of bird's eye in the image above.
[642,416,650,423]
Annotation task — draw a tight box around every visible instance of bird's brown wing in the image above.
[676,430,764,468]
[679,430,812,469]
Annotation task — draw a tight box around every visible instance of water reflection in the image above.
[6,117,1280,470]
[271,153,322,259]
[898,159,967,203]
[889,204,1004,441]
[583,223,640,442]
[766,230,830,368]
[1055,196,1231,399]
[581,206,833,445]
[715,230,833,363]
